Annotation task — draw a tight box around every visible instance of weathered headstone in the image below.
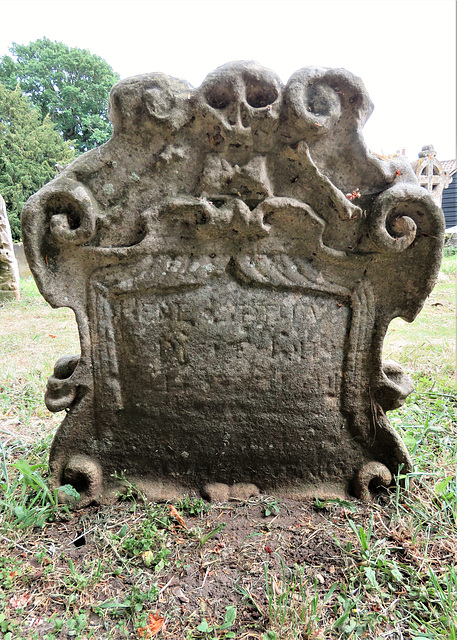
[22,62,445,506]
[0,195,20,300]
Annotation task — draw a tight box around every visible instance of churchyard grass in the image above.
[0,255,455,640]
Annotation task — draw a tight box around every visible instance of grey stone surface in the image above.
[0,195,20,300]
[22,62,445,506]
[13,244,32,279]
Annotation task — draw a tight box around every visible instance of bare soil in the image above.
[3,490,454,639]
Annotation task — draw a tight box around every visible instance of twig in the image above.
[67,525,98,546]
[200,566,210,589]
[159,576,175,596]
[98,529,132,575]
[1,534,32,554]
[414,392,456,400]
[375,512,393,536]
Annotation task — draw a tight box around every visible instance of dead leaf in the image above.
[142,550,154,567]
[137,613,165,638]
[273,577,283,595]
[169,505,187,529]
[10,593,30,609]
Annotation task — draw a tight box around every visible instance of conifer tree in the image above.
[0,83,75,240]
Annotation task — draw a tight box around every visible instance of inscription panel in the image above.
[93,280,355,485]
[115,283,348,403]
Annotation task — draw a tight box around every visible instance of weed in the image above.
[193,606,237,638]
[189,522,226,548]
[262,497,282,517]
[113,471,146,503]
[94,584,159,618]
[419,565,457,638]
[66,612,89,637]
[332,589,383,639]
[0,612,20,640]
[314,496,358,513]
[53,618,65,633]
[64,558,105,593]
[175,495,210,517]
[264,556,337,638]
[0,557,23,591]
[118,504,174,571]
[443,242,457,256]
[0,440,79,529]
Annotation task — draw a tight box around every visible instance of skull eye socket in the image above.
[46,194,82,230]
[306,83,336,117]
[206,84,233,110]
[245,77,279,108]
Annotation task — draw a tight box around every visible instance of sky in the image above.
[0,0,456,160]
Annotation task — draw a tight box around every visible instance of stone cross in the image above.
[0,195,20,300]
[412,144,451,206]
[22,62,445,506]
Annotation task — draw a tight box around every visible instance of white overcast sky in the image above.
[0,0,456,160]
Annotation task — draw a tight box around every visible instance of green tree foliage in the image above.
[0,38,120,153]
[0,83,75,240]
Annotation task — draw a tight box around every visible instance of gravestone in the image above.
[22,62,445,506]
[412,145,452,206]
[0,195,20,300]
[13,243,32,279]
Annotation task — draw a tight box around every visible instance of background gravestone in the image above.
[0,194,20,300]
[412,144,452,207]
[22,62,445,506]
[13,243,32,279]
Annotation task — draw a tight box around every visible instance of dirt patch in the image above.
[1,494,410,639]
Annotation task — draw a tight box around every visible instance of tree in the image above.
[0,38,120,153]
[0,83,76,240]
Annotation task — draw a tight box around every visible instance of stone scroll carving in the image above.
[22,62,445,507]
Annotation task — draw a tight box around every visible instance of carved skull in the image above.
[196,61,283,153]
